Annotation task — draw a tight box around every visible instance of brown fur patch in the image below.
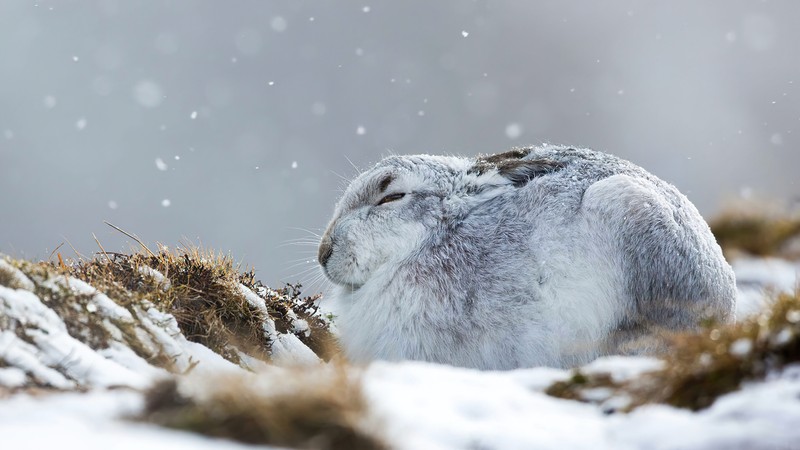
[469,149,564,186]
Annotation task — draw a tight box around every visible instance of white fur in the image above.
[319,147,736,369]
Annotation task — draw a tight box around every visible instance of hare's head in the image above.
[318,150,564,289]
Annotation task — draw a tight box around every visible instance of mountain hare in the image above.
[318,146,736,369]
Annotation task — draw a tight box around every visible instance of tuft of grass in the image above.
[67,245,337,364]
[635,291,800,410]
[141,367,386,450]
[2,245,336,390]
[547,292,800,411]
[0,264,17,289]
[710,205,800,258]
[0,257,33,291]
[8,257,178,372]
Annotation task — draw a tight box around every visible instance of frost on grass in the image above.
[140,366,386,450]
[546,292,800,411]
[0,248,335,392]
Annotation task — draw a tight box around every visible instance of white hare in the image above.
[318,146,736,369]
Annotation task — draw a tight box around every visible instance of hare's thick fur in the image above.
[319,146,735,369]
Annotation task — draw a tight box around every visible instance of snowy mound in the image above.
[1,244,800,449]
[0,251,329,391]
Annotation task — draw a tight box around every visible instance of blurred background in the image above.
[1,1,798,289]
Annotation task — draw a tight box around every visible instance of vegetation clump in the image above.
[0,245,336,390]
[67,246,338,364]
[141,368,386,450]
[547,292,800,411]
[710,203,800,258]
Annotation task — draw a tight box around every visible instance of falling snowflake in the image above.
[155,158,168,171]
[271,16,287,33]
[311,102,327,116]
[133,80,163,108]
[505,123,523,139]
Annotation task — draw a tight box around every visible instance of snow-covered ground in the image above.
[1,255,799,449]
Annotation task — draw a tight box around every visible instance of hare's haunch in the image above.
[319,146,736,369]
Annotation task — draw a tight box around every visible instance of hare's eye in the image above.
[377,193,406,206]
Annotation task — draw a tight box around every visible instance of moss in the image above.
[141,368,386,450]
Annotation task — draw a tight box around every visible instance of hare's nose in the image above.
[318,232,333,267]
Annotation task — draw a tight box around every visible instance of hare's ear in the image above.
[495,159,565,187]
[470,150,565,188]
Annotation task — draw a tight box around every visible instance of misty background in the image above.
[1,1,798,289]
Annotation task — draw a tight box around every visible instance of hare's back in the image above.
[580,173,736,331]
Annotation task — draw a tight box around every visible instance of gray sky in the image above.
[1,1,798,289]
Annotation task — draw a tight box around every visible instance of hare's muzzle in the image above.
[318,232,333,268]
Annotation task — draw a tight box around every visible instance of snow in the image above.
[610,369,800,450]
[733,257,799,318]
[136,305,241,376]
[4,359,794,449]
[579,355,664,383]
[133,80,163,108]
[1,254,799,448]
[0,330,74,389]
[270,16,287,33]
[0,367,26,388]
[0,284,146,389]
[505,122,522,139]
[43,95,57,109]
[0,391,256,450]
[155,157,168,171]
[729,338,753,357]
[137,265,171,289]
[365,361,605,449]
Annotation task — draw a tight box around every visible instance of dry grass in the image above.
[547,291,800,411]
[66,246,337,365]
[0,263,18,289]
[710,203,800,258]
[1,244,336,390]
[141,367,386,450]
